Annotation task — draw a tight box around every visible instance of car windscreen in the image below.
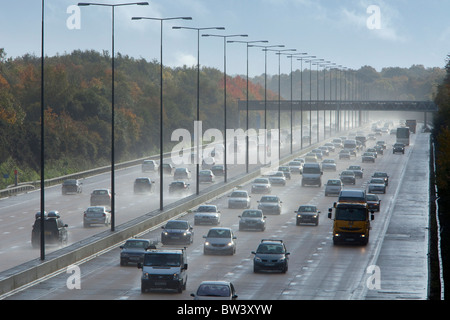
[165,221,188,229]
[303,167,320,174]
[335,207,367,221]
[144,253,182,267]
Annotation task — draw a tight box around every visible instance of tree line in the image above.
[0,48,444,188]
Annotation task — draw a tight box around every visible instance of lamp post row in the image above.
[39,0,353,260]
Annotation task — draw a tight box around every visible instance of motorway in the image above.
[2,125,431,300]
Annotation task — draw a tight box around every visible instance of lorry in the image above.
[396,127,410,146]
[301,163,323,187]
[405,120,417,134]
[138,248,188,293]
[328,189,374,245]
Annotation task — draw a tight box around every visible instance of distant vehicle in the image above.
[194,205,221,225]
[318,146,330,156]
[119,239,153,266]
[304,153,318,163]
[264,171,287,186]
[174,167,191,180]
[343,139,357,150]
[362,152,376,163]
[340,170,356,185]
[277,166,292,179]
[203,227,236,255]
[141,159,158,172]
[332,138,343,148]
[252,239,289,273]
[406,119,417,133]
[396,127,410,146]
[311,149,323,159]
[31,211,68,248]
[376,140,386,149]
[251,178,272,194]
[321,159,337,171]
[199,170,215,183]
[348,165,364,179]
[366,148,378,157]
[202,157,216,170]
[228,190,251,209]
[134,177,154,194]
[339,149,351,160]
[191,281,238,300]
[374,145,384,155]
[161,220,194,245]
[288,161,303,174]
[211,165,225,176]
[238,209,266,231]
[366,194,381,212]
[393,143,405,154]
[295,205,320,226]
[257,195,282,215]
[301,163,323,187]
[372,171,389,186]
[168,181,190,195]
[160,163,175,175]
[62,179,82,195]
[83,206,111,228]
[90,188,111,206]
[368,178,387,194]
[325,179,343,196]
[324,143,335,152]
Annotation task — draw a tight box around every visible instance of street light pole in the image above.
[248,44,284,165]
[266,48,296,158]
[132,16,192,210]
[78,1,149,231]
[227,40,268,173]
[202,34,248,183]
[297,55,315,149]
[172,26,225,194]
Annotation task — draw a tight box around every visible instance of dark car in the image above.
[142,160,158,172]
[61,179,82,195]
[211,165,225,176]
[134,177,154,194]
[340,170,356,185]
[119,238,153,266]
[339,149,351,160]
[174,167,191,180]
[161,220,194,245]
[277,166,292,180]
[393,143,405,154]
[238,209,266,231]
[252,239,289,273]
[160,163,175,175]
[347,165,364,179]
[199,170,215,183]
[295,205,320,226]
[366,193,381,212]
[31,211,68,248]
[372,171,389,186]
[257,195,282,215]
[90,188,111,206]
[169,181,190,195]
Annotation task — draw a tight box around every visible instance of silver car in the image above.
[321,159,336,171]
[325,179,343,196]
[194,205,221,225]
[83,206,111,228]
[251,178,272,194]
[257,195,282,215]
[238,209,266,231]
[203,227,237,255]
[228,190,251,209]
[368,178,386,194]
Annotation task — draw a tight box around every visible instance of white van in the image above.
[301,163,323,187]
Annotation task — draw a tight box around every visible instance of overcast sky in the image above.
[1,0,449,77]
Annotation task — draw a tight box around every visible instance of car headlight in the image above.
[254,257,262,262]
[205,241,210,246]
[227,242,233,247]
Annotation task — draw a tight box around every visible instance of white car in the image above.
[83,206,111,228]
[194,205,221,225]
